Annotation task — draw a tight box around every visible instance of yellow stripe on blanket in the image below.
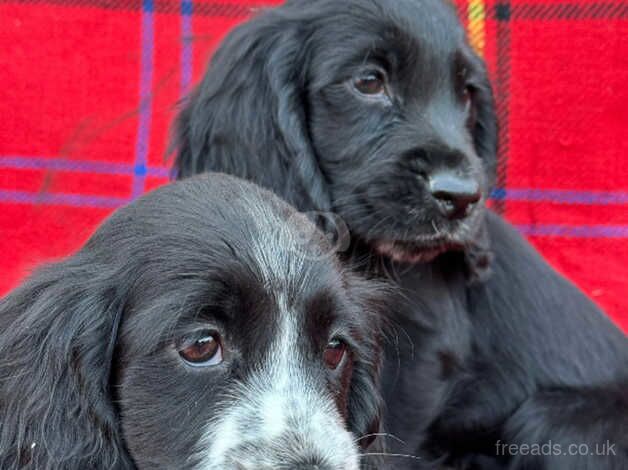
[467,0,486,57]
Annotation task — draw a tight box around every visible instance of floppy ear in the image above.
[0,257,133,469]
[469,52,498,189]
[463,50,497,280]
[172,11,332,212]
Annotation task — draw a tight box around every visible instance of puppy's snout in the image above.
[428,170,481,219]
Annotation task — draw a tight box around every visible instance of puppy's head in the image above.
[174,0,497,266]
[0,174,385,469]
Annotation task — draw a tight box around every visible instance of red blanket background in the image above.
[1,0,627,331]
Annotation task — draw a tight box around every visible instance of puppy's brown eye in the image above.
[177,331,223,366]
[353,70,387,96]
[324,338,347,370]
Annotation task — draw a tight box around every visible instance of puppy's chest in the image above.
[398,261,474,358]
[383,263,475,396]
[390,262,510,425]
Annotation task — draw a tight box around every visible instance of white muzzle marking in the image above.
[193,296,360,470]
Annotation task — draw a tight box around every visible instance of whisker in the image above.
[431,219,440,235]
[354,432,407,446]
[361,452,423,461]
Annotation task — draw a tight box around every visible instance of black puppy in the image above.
[172,0,628,468]
[0,174,386,469]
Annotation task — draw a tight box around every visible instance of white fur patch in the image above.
[192,294,360,470]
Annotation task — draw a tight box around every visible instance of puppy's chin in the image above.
[367,207,486,265]
[374,240,461,264]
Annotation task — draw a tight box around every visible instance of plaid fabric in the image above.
[1,0,627,331]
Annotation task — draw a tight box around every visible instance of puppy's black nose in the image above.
[428,171,481,219]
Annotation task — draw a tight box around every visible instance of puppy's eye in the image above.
[324,338,347,370]
[353,69,387,96]
[177,331,223,366]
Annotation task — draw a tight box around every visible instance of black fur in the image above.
[171,0,628,468]
[0,174,386,469]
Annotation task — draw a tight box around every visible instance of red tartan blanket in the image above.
[1,0,627,331]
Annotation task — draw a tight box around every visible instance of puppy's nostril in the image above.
[428,172,481,219]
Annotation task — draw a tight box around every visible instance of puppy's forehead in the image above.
[306,0,466,86]
[393,0,464,38]
[164,173,340,294]
[319,0,462,46]
[239,192,340,296]
[118,177,347,355]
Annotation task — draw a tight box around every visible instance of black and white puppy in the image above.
[0,174,386,469]
[172,0,628,468]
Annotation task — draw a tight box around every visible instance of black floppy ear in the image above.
[172,10,331,212]
[462,51,497,279]
[469,52,498,189]
[0,257,132,469]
